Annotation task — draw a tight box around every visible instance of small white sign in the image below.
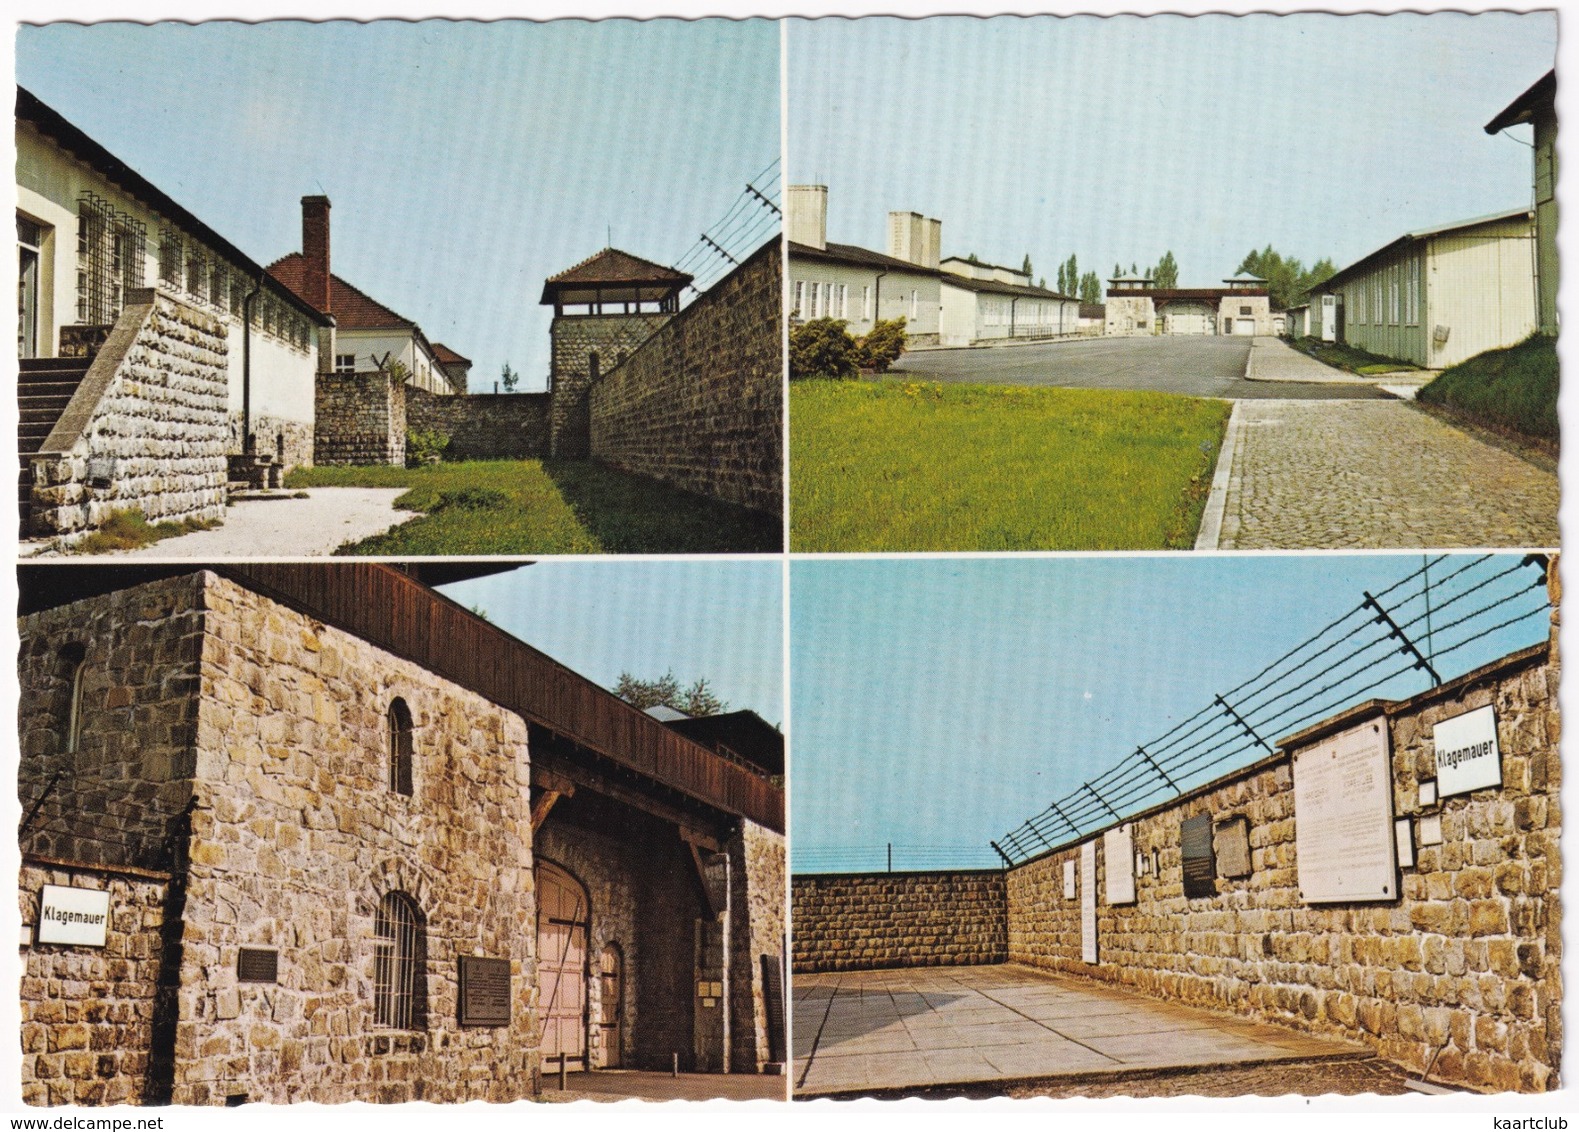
[1433,706,1501,797]
[1394,819,1415,869]
[1080,842,1098,964]
[1062,859,1075,900]
[36,885,111,947]
[1104,824,1136,905]
[1418,780,1438,808]
[1419,814,1444,846]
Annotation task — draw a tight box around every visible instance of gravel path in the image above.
[1216,400,1559,550]
[27,488,419,559]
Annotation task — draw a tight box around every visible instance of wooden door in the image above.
[537,861,589,1069]
[598,943,623,1068]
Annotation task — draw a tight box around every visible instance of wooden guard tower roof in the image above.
[540,247,693,308]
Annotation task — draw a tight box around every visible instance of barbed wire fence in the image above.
[668,157,780,300]
[991,553,1551,867]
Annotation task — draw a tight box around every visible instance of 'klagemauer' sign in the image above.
[1293,717,1398,903]
[36,884,111,947]
[1433,705,1502,798]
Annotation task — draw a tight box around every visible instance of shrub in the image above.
[789,318,859,380]
[856,317,908,373]
[406,426,451,465]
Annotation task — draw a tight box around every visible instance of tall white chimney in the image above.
[787,185,828,251]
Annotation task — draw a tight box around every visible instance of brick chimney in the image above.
[301,195,331,313]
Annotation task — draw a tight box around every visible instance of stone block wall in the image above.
[589,240,784,517]
[173,572,537,1104]
[30,287,230,537]
[229,413,314,472]
[314,371,406,466]
[406,387,551,461]
[550,311,672,459]
[731,821,787,1071]
[1006,642,1560,1093]
[792,870,1008,973]
[18,573,206,871]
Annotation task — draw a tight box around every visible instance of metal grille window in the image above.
[185,246,209,300]
[387,699,414,796]
[373,892,426,1030]
[75,193,145,325]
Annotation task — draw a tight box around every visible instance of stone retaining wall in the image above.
[732,821,787,1071]
[30,287,230,537]
[792,870,1008,973]
[314,371,406,466]
[19,861,171,1106]
[589,240,783,516]
[406,388,551,461]
[1006,641,1561,1093]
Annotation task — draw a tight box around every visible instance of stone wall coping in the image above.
[22,851,174,884]
[1011,639,1552,870]
[36,294,157,458]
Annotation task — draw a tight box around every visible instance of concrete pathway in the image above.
[1246,337,1436,396]
[23,488,418,559]
[793,964,1369,1097]
[1213,400,1559,550]
[541,1068,786,1103]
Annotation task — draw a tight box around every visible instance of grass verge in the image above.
[72,510,220,554]
[790,379,1230,551]
[286,459,780,554]
[1289,336,1420,374]
[1416,334,1558,445]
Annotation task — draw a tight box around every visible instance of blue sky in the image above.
[17,19,780,391]
[789,13,1556,288]
[791,554,1551,872]
[438,560,785,726]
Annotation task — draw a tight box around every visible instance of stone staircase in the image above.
[18,356,92,536]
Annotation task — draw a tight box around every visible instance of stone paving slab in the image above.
[794,964,1371,1097]
[541,1068,787,1102]
[1214,400,1559,549]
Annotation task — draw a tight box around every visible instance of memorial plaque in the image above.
[1293,718,1398,903]
[1180,814,1216,898]
[1433,706,1501,798]
[1419,813,1443,846]
[237,947,278,983]
[1418,780,1438,808]
[1062,859,1075,900]
[1213,815,1253,879]
[1394,819,1415,869]
[1103,824,1136,905]
[458,956,512,1027]
[36,885,110,947]
[1080,842,1097,964]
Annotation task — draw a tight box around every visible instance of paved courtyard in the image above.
[895,337,1388,400]
[1213,400,1559,549]
[541,1069,786,1102]
[793,964,1370,1098]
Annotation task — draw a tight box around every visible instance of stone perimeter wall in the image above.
[792,870,1008,973]
[31,287,230,537]
[1006,642,1561,1093]
[314,372,406,466]
[19,862,171,1107]
[589,240,784,516]
[406,387,551,461]
[175,573,537,1104]
[732,821,787,1071]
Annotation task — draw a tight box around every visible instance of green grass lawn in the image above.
[790,379,1230,551]
[286,459,781,555]
[1288,336,1420,374]
[1416,334,1558,444]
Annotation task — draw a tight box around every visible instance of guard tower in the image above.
[540,249,692,459]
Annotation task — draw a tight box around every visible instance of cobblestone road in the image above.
[1217,401,1559,549]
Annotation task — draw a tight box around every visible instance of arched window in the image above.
[373,891,427,1030]
[58,643,87,756]
[387,699,414,796]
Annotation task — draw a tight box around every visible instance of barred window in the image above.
[387,699,414,796]
[230,275,250,315]
[373,892,427,1030]
[75,194,145,325]
[159,229,183,288]
[185,247,208,299]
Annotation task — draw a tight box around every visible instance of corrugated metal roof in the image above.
[1315,207,1533,292]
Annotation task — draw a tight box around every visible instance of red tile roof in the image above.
[429,342,471,366]
[545,247,691,287]
[267,252,418,331]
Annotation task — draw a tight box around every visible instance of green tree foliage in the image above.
[856,318,907,374]
[614,670,728,716]
[1022,253,1034,279]
[789,318,859,379]
[500,362,519,393]
[1236,246,1338,310]
[1151,250,1180,290]
[1079,272,1102,304]
[1058,254,1080,297]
